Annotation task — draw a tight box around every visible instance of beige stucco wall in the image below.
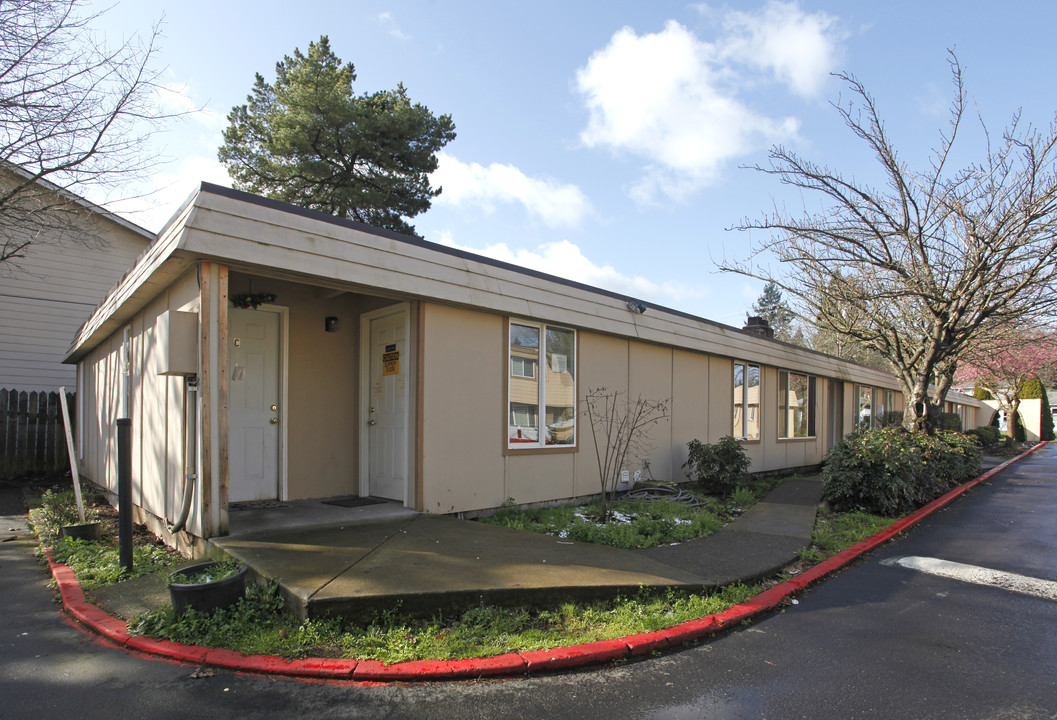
[419,306,877,516]
[226,273,403,500]
[78,266,411,542]
[419,303,507,512]
[77,269,200,532]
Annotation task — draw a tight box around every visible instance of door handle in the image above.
[270,418,279,425]
[366,418,377,426]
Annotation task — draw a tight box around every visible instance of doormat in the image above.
[323,496,387,508]
[229,501,289,511]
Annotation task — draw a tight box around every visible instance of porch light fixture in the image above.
[231,293,276,309]
[325,316,338,332]
[626,299,647,314]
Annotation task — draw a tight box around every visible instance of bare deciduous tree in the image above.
[721,54,1057,431]
[0,0,171,271]
[583,387,669,520]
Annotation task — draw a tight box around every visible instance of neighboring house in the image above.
[0,167,154,392]
[64,183,986,554]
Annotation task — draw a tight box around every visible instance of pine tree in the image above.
[750,282,795,341]
[219,36,456,237]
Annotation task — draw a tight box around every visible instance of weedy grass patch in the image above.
[47,537,180,590]
[480,479,785,550]
[130,583,761,663]
[794,511,898,565]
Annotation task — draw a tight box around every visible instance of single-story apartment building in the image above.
[64,183,986,554]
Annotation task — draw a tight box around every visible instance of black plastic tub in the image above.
[168,561,249,615]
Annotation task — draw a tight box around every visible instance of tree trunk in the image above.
[1006,397,1021,440]
[901,376,935,433]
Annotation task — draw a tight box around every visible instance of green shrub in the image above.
[1019,377,1054,442]
[683,436,751,495]
[939,413,963,432]
[878,410,904,428]
[967,425,1002,447]
[821,427,981,516]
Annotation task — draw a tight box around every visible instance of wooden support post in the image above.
[197,261,230,538]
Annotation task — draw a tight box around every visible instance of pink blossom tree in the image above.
[955,330,1057,438]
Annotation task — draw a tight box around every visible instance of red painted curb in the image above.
[621,628,676,656]
[521,638,629,673]
[46,441,1045,682]
[125,634,210,664]
[445,653,529,679]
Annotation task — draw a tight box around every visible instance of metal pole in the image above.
[117,418,133,572]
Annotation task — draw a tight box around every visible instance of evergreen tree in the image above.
[1019,377,1055,442]
[219,36,456,237]
[750,282,796,341]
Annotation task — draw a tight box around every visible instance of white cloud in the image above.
[718,1,844,98]
[104,156,232,232]
[378,12,409,41]
[576,3,844,203]
[431,152,592,228]
[156,82,225,128]
[432,233,706,308]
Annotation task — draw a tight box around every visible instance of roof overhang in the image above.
[63,182,952,397]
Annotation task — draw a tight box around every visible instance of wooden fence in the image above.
[0,389,73,477]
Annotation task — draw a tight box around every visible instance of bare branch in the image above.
[720,53,1057,431]
[0,0,185,271]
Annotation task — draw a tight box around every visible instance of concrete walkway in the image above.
[94,476,823,622]
[42,446,1044,681]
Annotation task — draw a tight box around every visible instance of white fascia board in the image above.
[63,196,200,363]
[182,188,908,391]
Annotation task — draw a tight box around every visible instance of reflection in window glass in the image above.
[508,322,576,448]
[509,324,539,443]
[544,326,575,445]
[856,385,873,430]
[733,362,761,440]
[780,370,814,438]
[733,363,745,437]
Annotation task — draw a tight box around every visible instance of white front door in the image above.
[364,306,409,502]
[228,307,281,502]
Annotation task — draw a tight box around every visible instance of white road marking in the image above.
[885,556,1057,601]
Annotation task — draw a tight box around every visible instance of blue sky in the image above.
[86,0,1057,326]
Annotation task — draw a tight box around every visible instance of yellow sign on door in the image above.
[382,350,400,376]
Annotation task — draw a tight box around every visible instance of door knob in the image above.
[270,418,278,425]
[366,418,377,426]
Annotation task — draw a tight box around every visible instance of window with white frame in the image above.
[511,355,536,378]
[732,361,761,440]
[855,384,873,430]
[779,370,816,438]
[508,321,576,448]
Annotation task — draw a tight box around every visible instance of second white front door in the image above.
[364,306,409,502]
[228,307,281,502]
